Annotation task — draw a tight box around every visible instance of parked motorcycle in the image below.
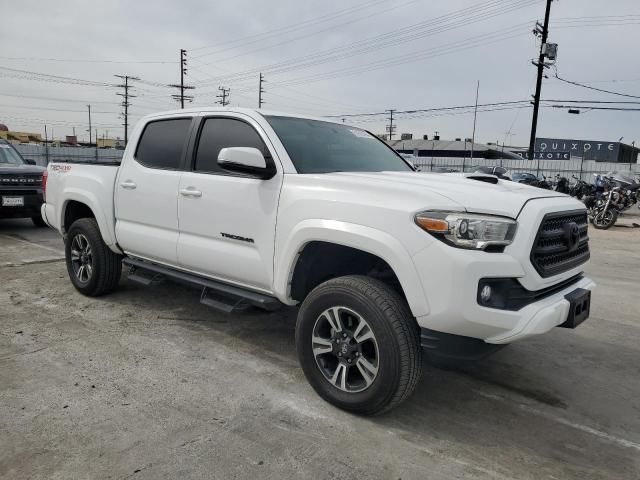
[583,173,639,229]
[553,174,571,194]
[569,175,593,200]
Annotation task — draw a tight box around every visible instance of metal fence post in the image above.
[579,152,584,181]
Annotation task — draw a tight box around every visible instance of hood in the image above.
[325,171,568,218]
[0,163,46,175]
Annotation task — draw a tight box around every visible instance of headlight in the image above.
[415,210,517,250]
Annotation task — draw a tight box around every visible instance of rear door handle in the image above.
[120,180,137,190]
[179,187,202,198]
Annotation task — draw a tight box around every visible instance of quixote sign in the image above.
[534,138,620,161]
[516,151,570,160]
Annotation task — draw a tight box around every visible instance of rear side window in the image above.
[194,118,269,173]
[135,118,191,169]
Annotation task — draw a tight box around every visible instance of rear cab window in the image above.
[135,118,192,170]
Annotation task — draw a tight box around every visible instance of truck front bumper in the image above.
[412,240,595,345]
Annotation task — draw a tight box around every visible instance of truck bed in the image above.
[43,162,120,248]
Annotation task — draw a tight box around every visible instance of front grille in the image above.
[530,210,590,278]
[0,174,42,186]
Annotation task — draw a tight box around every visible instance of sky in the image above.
[1,0,639,146]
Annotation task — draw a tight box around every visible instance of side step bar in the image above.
[123,257,283,313]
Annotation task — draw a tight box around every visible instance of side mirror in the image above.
[25,159,36,165]
[217,147,274,179]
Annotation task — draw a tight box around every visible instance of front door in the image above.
[115,117,192,265]
[177,115,283,291]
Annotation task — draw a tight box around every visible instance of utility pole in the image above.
[470,80,479,163]
[44,125,49,163]
[217,86,230,106]
[87,105,92,145]
[115,75,140,146]
[528,0,554,160]
[169,49,195,108]
[386,109,396,141]
[258,73,265,108]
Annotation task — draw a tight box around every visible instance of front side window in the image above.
[265,116,412,174]
[135,118,191,169]
[0,143,26,165]
[194,118,269,173]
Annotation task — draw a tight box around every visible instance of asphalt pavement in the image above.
[1,215,639,480]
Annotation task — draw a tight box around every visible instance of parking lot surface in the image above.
[1,216,639,480]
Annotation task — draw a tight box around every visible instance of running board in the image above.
[123,258,282,313]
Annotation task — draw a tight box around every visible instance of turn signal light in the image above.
[415,216,449,233]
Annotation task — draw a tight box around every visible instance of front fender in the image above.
[273,219,430,317]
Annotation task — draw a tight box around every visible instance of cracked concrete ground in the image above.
[1,215,639,480]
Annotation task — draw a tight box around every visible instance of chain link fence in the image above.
[412,156,640,182]
[15,144,123,167]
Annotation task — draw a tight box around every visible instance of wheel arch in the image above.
[275,220,430,317]
[60,190,118,249]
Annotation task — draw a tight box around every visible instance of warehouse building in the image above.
[528,137,640,163]
[389,134,521,160]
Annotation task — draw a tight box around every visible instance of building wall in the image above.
[534,137,640,163]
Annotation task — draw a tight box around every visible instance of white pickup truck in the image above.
[43,108,594,414]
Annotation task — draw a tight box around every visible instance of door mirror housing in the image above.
[217,147,274,179]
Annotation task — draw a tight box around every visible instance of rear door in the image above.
[177,114,283,291]
[115,117,192,265]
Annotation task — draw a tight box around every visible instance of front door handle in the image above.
[179,187,202,198]
[120,180,137,190]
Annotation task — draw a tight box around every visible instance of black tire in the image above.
[296,275,422,415]
[592,209,618,230]
[32,215,47,227]
[65,218,122,296]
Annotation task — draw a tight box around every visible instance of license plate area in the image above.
[560,288,591,328]
[2,196,25,207]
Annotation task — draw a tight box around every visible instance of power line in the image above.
[553,74,640,99]
[327,100,532,118]
[550,104,640,112]
[191,0,388,55]
[192,0,420,66]
[190,0,540,84]
[0,65,113,87]
[0,56,175,64]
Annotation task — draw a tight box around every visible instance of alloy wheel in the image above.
[311,306,379,393]
[70,233,93,283]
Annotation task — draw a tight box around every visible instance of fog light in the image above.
[480,285,492,304]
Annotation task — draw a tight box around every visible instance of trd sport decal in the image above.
[221,232,255,243]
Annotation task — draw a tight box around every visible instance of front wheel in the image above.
[65,218,122,296]
[295,275,422,415]
[592,209,618,230]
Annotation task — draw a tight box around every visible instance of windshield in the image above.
[0,143,26,165]
[265,116,412,174]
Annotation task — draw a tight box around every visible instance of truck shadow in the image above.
[96,277,639,479]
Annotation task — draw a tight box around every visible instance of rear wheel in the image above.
[296,275,422,415]
[65,218,122,296]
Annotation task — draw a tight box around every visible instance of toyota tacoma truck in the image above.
[42,108,594,414]
[1,139,47,227]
